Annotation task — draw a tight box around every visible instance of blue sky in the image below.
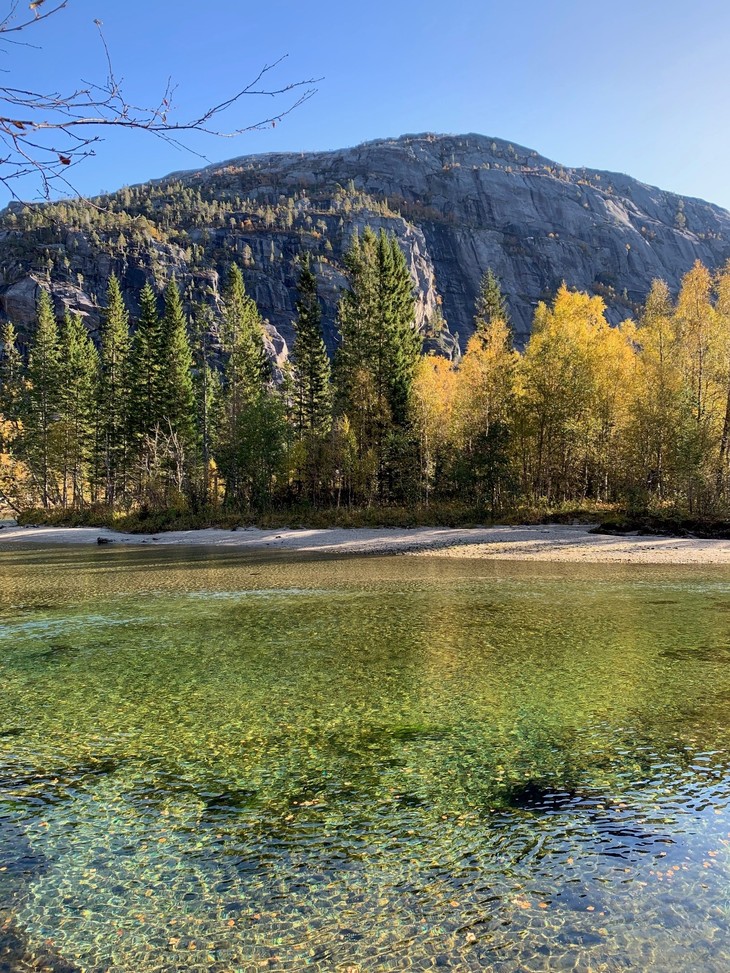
[6,0,730,207]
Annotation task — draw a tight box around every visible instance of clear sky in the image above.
[6,0,730,207]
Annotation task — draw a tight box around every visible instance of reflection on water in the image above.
[1,547,730,970]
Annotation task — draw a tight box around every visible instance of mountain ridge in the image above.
[1,132,728,353]
[170,132,723,210]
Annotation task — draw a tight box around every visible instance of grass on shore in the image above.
[16,502,730,538]
[15,501,619,534]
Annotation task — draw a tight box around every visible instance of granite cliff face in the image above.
[1,133,729,353]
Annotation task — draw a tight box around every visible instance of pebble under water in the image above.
[1,546,730,971]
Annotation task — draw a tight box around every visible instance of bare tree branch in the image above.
[0,2,319,200]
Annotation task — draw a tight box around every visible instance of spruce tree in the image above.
[129,282,163,445]
[26,289,61,507]
[379,232,420,426]
[0,322,24,429]
[58,312,98,507]
[97,274,131,506]
[292,255,332,437]
[215,265,272,505]
[336,228,379,414]
[337,229,417,470]
[335,228,419,500]
[337,227,418,428]
[159,278,196,446]
[221,264,270,399]
[474,268,510,337]
[191,303,220,504]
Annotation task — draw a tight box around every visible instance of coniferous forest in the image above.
[3,224,730,526]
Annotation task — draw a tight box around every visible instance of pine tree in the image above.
[379,232,420,426]
[292,255,332,437]
[215,265,272,505]
[191,303,220,505]
[336,228,378,407]
[0,322,24,429]
[336,228,419,499]
[97,274,131,506]
[0,321,27,513]
[58,312,98,507]
[337,228,418,428]
[26,289,61,507]
[159,278,196,446]
[220,264,270,399]
[474,268,510,337]
[129,282,163,445]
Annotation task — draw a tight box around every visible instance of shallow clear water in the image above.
[1,547,730,971]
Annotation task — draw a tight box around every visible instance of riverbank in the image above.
[3,522,730,563]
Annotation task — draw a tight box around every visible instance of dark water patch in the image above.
[501,779,580,810]
[2,602,55,617]
[0,727,23,739]
[390,723,451,742]
[0,822,48,890]
[0,922,81,973]
[661,643,730,663]
[38,643,78,663]
[0,755,123,808]
[200,787,259,821]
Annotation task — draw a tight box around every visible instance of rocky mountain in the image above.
[1,132,729,356]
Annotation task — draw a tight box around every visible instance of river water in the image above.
[1,546,730,971]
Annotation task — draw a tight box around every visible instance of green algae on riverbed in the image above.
[1,547,730,971]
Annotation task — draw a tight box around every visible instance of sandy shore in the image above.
[2,522,730,563]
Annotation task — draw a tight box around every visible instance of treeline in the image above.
[2,230,730,520]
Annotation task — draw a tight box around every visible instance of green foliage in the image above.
[214,265,273,506]
[24,288,61,507]
[290,256,334,503]
[9,251,730,526]
[58,313,98,507]
[0,321,24,428]
[220,264,270,400]
[337,227,419,428]
[129,282,163,444]
[190,303,221,506]
[159,278,196,446]
[97,274,131,505]
[475,267,510,335]
[292,254,332,438]
[335,227,420,500]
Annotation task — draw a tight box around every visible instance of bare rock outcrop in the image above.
[2,132,729,351]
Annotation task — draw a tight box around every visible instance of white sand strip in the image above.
[2,522,730,563]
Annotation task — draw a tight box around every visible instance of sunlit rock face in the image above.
[2,133,729,353]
